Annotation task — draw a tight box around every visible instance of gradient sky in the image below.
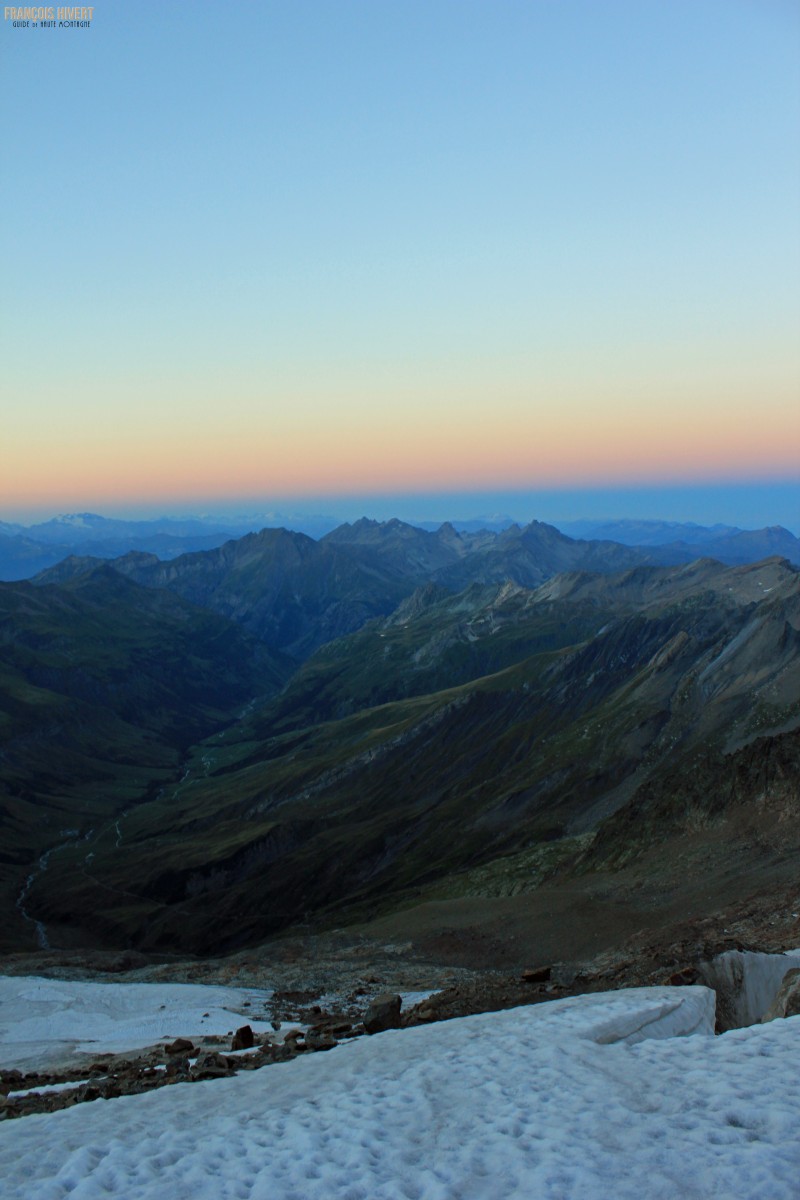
[2,0,799,526]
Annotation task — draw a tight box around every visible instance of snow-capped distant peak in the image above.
[52,513,106,528]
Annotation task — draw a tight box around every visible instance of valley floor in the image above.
[1,978,798,1200]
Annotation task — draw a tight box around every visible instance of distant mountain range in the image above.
[27,516,800,665]
[0,512,340,580]
[557,518,742,544]
[0,511,798,582]
[557,518,800,565]
[1,512,798,956]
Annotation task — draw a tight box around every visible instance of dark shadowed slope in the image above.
[0,567,291,950]
[19,557,797,955]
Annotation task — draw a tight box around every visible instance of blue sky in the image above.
[2,1,798,528]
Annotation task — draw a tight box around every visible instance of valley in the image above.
[0,517,797,973]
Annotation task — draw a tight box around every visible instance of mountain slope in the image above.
[21,557,798,955]
[0,568,291,950]
[39,530,415,660]
[430,520,649,589]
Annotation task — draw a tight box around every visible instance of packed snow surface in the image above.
[1,980,799,1199]
[0,976,274,1069]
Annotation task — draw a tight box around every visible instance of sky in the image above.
[2,0,799,529]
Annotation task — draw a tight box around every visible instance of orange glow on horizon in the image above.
[4,358,799,513]
[3,416,798,513]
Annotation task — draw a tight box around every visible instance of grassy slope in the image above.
[30,560,799,954]
[0,569,292,950]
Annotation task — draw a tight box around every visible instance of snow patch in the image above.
[1,984,798,1199]
[0,976,274,1070]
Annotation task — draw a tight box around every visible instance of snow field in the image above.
[0,977,275,1070]
[1,983,798,1199]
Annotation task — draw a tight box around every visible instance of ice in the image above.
[698,949,800,1028]
[1,979,798,1198]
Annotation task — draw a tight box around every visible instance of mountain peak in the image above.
[52,512,106,527]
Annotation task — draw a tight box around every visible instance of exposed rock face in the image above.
[363,994,402,1034]
[761,968,800,1022]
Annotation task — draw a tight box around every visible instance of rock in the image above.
[521,966,551,984]
[363,993,402,1034]
[165,1037,196,1055]
[191,1051,234,1080]
[552,964,579,987]
[412,1004,437,1023]
[762,968,800,1022]
[667,968,700,986]
[165,1057,190,1077]
[305,1031,337,1052]
[105,951,148,973]
[237,1049,271,1070]
[231,1025,254,1051]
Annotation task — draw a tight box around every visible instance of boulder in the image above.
[191,1051,234,1080]
[305,1030,337,1052]
[165,1038,195,1055]
[273,1043,300,1062]
[165,1056,190,1078]
[363,993,402,1034]
[411,1004,437,1023]
[231,1025,254,1051]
